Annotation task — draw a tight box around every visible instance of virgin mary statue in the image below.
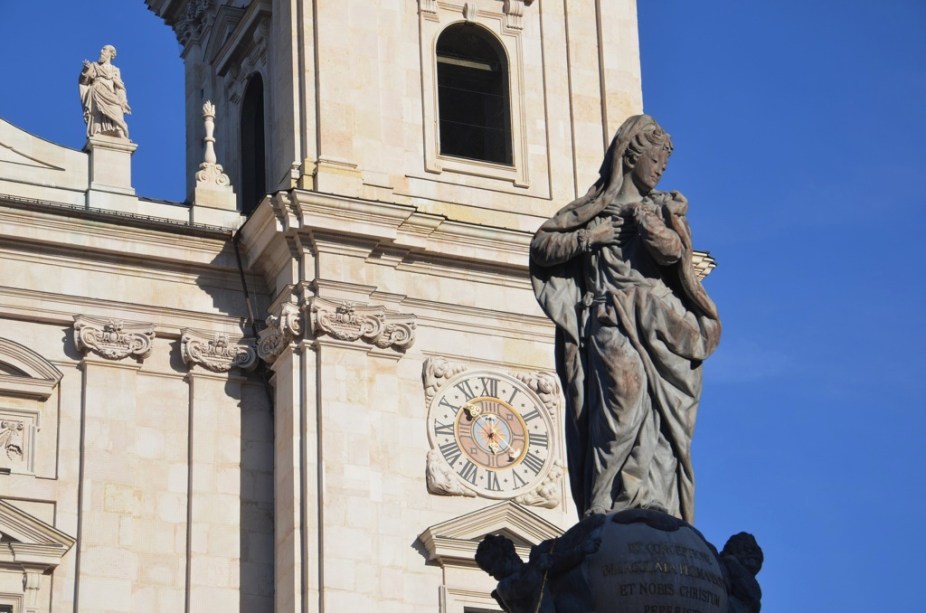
[530,115,721,522]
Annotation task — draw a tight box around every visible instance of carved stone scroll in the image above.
[422,357,468,406]
[513,459,564,508]
[426,449,477,498]
[181,330,256,372]
[307,297,416,352]
[73,316,155,361]
[503,0,527,30]
[257,302,303,364]
[512,370,560,417]
[176,0,214,46]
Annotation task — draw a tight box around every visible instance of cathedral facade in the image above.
[0,1,647,611]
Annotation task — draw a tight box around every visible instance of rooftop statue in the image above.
[79,45,131,139]
[529,114,721,522]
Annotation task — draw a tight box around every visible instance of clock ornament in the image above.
[423,359,560,503]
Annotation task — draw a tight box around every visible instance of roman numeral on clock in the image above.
[479,376,499,397]
[530,432,549,448]
[522,451,544,475]
[439,441,461,465]
[459,461,479,485]
[433,421,453,436]
[455,380,478,401]
[521,408,541,422]
[486,471,501,492]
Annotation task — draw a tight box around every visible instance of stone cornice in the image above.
[73,316,155,361]
[180,329,257,372]
[0,499,75,573]
[417,501,561,568]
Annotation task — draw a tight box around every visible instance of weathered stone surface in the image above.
[478,509,764,613]
[530,114,721,522]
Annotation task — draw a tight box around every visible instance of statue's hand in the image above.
[587,216,631,247]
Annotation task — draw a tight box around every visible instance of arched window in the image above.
[240,73,267,215]
[436,24,512,165]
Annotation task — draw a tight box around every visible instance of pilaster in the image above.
[71,315,158,612]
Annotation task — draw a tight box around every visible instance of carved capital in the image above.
[181,330,256,373]
[73,316,155,361]
[308,297,416,351]
[257,302,303,363]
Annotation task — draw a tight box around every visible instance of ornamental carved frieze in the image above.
[176,0,214,47]
[257,302,303,364]
[73,316,155,361]
[180,330,256,373]
[307,297,416,352]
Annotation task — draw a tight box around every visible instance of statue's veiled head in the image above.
[596,115,674,198]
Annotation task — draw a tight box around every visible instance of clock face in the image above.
[427,370,556,499]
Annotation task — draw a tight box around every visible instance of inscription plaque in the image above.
[586,515,727,613]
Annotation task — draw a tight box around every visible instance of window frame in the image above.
[420,10,529,188]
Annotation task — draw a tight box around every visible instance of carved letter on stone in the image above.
[308,297,416,352]
[73,316,155,361]
[257,302,303,364]
[181,330,256,373]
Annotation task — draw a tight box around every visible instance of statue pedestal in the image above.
[478,509,763,613]
[85,134,137,211]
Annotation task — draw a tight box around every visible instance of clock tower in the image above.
[145,1,644,611]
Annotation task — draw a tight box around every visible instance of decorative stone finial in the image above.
[195,100,231,188]
[190,99,237,216]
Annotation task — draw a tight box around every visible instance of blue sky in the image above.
[2,1,925,610]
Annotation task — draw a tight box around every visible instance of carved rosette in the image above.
[181,330,256,373]
[308,297,416,352]
[73,316,155,361]
[257,302,303,364]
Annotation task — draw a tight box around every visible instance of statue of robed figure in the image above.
[79,45,131,139]
[530,114,721,522]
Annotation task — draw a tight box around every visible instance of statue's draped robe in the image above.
[530,176,720,522]
[79,62,129,138]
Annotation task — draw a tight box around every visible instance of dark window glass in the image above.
[436,24,512,165]
[240,73,267,215]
